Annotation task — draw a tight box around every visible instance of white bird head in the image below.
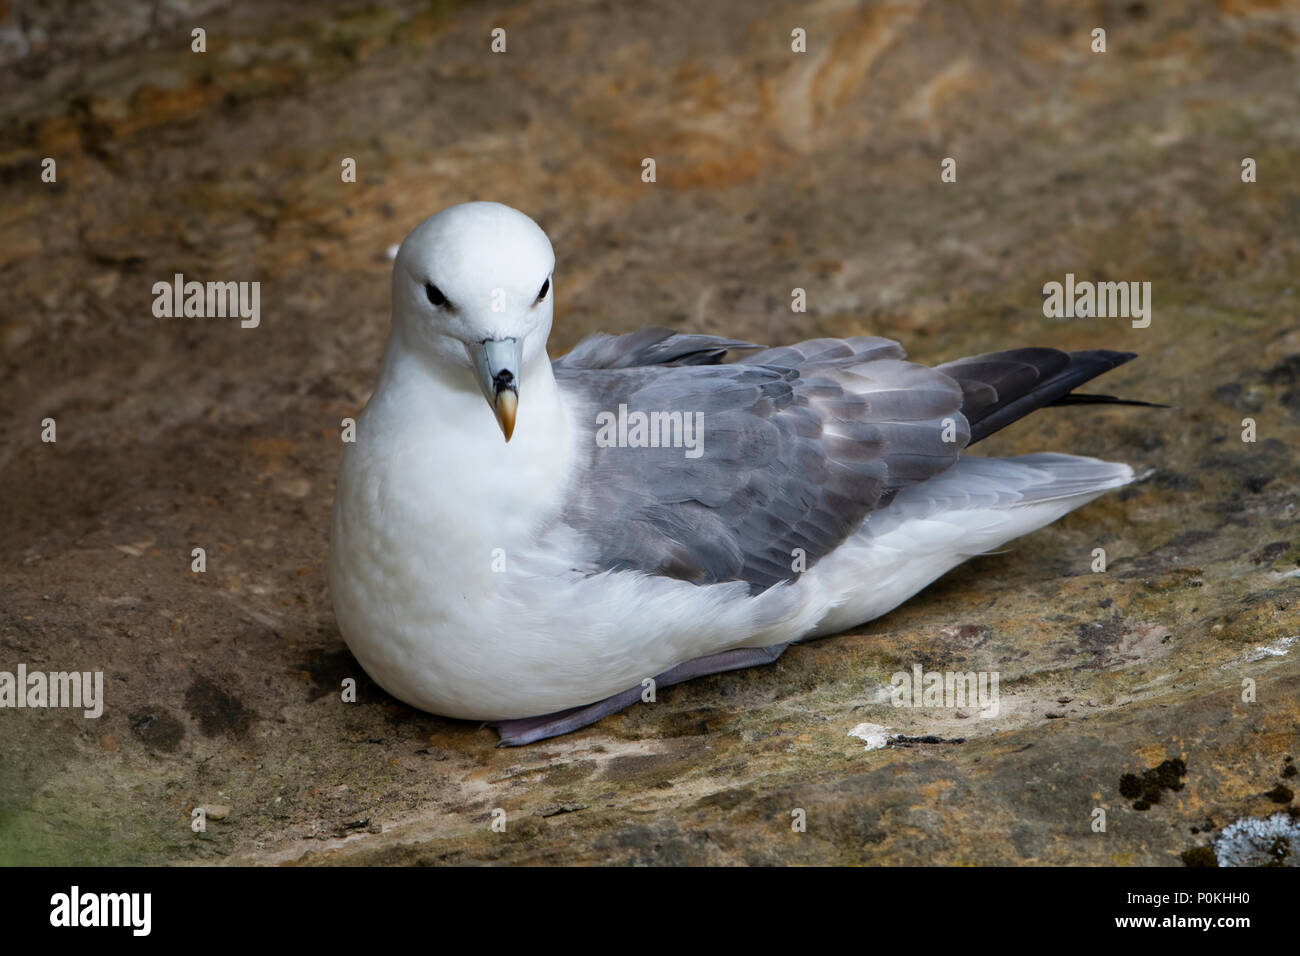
[391,202,556,441]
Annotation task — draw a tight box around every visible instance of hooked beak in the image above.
[470,337,522,442]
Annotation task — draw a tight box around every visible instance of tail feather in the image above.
[808,453,1136,637]
[999,452,1135,502]
[868,452,1134,536]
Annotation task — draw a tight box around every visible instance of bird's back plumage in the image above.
[552,328,1136,597]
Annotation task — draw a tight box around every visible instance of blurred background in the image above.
[1,0,1297,865]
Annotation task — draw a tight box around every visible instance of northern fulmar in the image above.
[329,202,1152,745]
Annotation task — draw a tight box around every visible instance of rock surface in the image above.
[0,0,1297,865]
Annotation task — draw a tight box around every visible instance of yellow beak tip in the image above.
[495,391,518,442]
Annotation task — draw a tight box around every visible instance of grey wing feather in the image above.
[554,335,969,593]
[553,327,761,369]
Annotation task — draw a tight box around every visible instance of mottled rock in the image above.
[1,0,1297,866]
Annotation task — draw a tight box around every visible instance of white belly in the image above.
[328,374,813,719]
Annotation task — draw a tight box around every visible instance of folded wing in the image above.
[553,333,969,592]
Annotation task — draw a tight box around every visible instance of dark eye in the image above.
[425,283,447,307]
[536,278,550,302]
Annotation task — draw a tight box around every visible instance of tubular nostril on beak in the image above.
[470,336,524,443]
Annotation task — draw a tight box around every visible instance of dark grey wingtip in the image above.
[941,347,1158,444]
[1049,393,1171,409]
